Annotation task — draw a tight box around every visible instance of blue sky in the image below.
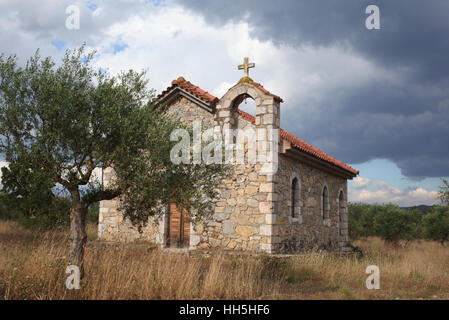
[351,159,443,191]
[0,0,447,206]
[51,39,67,51]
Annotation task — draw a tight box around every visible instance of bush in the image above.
[0,191,100,230]
[0,193,19,220]
[373,204,417,245]
[409,208,425,239]
[348,203,381,239]
[17,197,71,230]
[348,203,425,243]
[86,202,99,224]
[422,206,449,245]
[0,192,70,230]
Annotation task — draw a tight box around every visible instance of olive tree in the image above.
[373,204,417,245]
[0,46,231,276]
[422,206,449,245]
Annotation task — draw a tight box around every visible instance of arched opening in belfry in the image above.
[230,92,257,132]
[226,92,259,165]
[236,94,257,116]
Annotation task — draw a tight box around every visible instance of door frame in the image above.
[165,202,192,248]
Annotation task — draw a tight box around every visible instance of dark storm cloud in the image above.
[176,0,449,178]
[177,0,449,80]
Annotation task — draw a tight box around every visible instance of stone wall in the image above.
[164,96,214,127]
[273,154,348,252]
[208,82,280,253]
[98,167,166,243]
[191,111,272,252]
[98,96,210,244]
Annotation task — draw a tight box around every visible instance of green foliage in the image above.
[86,202,99,224]
[0,193,17,220]
[339,287,356,300]
[0,45,232,232]
[0,191,98,230]
[347,203,377,239]
[348,203,424,243]
[349,202,449,246]
[408,207,425,239]
[0,192,70,229]
[16,196,71,230]
[373,204,417,243]
[422,206,449,244]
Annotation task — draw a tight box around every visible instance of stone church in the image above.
[99,58,359,253]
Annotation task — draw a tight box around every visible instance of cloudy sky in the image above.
[0,0,448,206]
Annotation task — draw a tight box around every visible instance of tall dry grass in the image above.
[1,220,449,300]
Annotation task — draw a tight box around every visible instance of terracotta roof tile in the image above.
[237,109,359,175]
[158,76,218,104]
[159,78,358,176]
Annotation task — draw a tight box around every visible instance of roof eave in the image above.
[283,147,358,180]
[156,87,216,113]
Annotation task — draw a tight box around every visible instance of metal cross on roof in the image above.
[238,57,255,77]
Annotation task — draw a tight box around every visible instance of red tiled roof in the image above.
[237,109,358,175]
[158,77,218,104]
[237,108,257,123]
[159,78,358,176]
[280,128,359,175]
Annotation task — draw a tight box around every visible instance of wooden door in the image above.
[168,202,190,247]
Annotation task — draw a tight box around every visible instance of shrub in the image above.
[86,202,99,224]
[348,203,379,239]
[0,192,71,230]
[422,206,449,245]
[373,204,417,245]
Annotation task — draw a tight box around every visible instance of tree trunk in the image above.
[69,191,88,279]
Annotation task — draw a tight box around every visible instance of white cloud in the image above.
[352,176,372,189]
[85,3,401,107]
[349,177,439,207]
[0,1,403,115]
[212,82,234,98]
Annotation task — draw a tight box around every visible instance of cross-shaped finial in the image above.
[238,57,255,77]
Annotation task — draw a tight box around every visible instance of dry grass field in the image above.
[1,220,449,300]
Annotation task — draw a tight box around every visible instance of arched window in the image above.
[339,191,345,236]
[291,178,298,217]
[322,186,329,220]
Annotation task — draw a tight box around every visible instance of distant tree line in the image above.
[348,203,449,245]
[0,192,99,230]
[348,178,449,245]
